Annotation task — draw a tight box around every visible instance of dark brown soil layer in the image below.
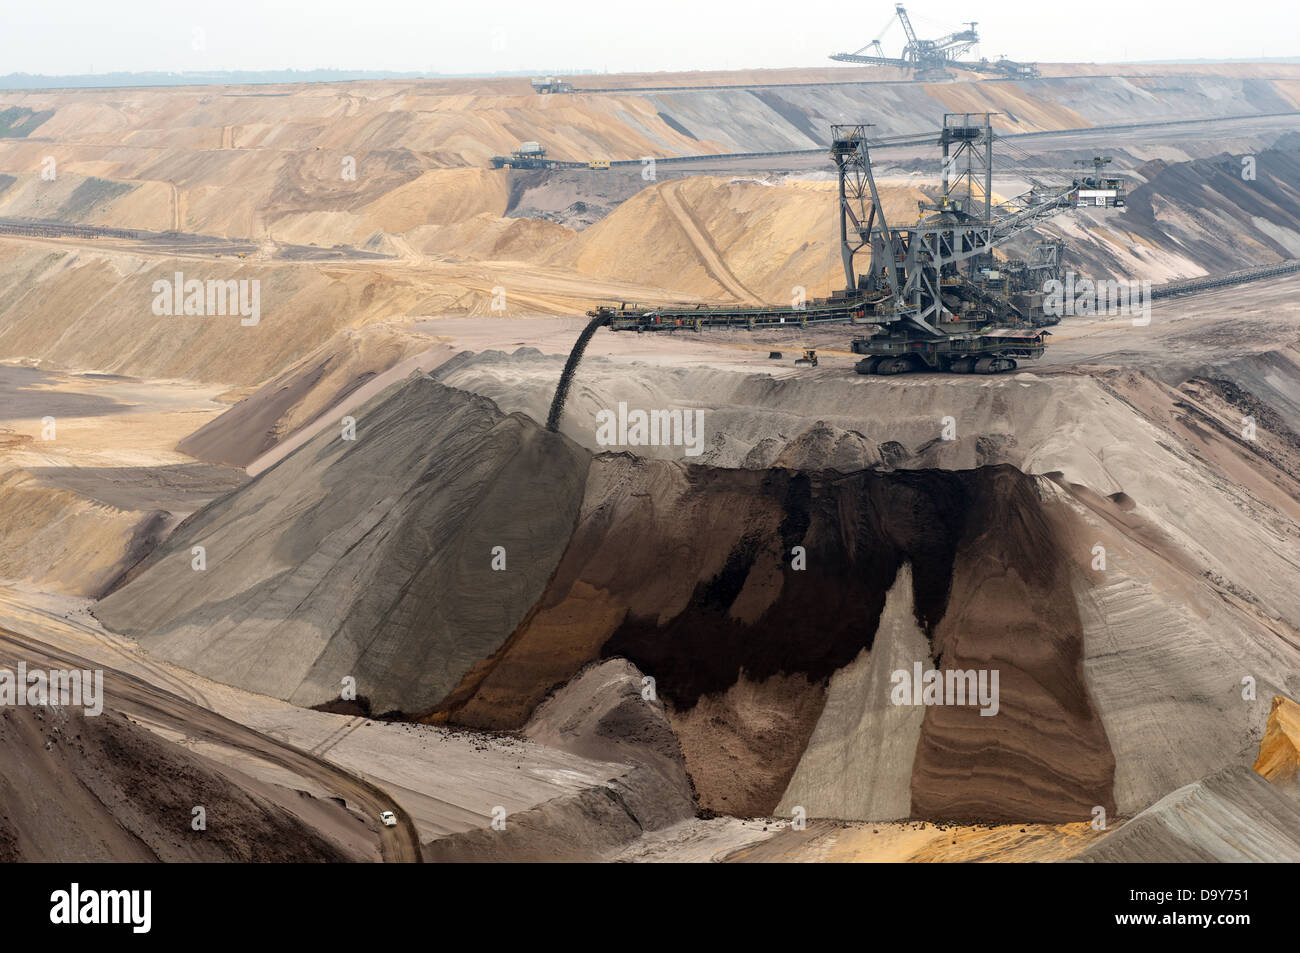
[432,457,1115,820]
[912,468,1116,823]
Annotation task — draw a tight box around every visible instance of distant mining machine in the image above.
[975,56,1041,79]
[530,77,574,94]
[490,141,557,170]
[587,114,1124,375]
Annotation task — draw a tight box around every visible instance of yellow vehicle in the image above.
[587,159,610,170]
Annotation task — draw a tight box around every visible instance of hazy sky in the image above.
[3,0,1296,76]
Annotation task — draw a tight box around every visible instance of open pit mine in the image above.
[0,25,1299,888]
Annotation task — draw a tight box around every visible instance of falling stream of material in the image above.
[546,313,610,432]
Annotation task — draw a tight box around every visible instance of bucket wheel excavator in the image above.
[585,113,1124,376]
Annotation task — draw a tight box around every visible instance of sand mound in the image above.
[551,177,924,304]
[95,374,589,714]
[421,780,643,863]
[0,705,356,862]
[5,140,1297,398]
[1074,766,1300,862]
[3,67,1298,245]
[98,361,1123,823]
[0,462,246,598]
[0,469,167,598]
[178,324,454,468]
[1018,139,1300,282]
[724,818,1108,862]
[0,362,247,598]
[0,243,462,388]
[423,658,695,861]
[444,345,1300,817]
[1254,696,1300,796]
[524,658,695,831]
[79,330,1300,826]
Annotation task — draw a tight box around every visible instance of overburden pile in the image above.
[99,371,1121,822]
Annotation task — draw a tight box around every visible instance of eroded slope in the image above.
[95,373,588,714]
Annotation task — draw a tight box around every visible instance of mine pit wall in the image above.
[431,456,1115,823]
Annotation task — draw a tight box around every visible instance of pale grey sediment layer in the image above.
[96,373,588,715]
